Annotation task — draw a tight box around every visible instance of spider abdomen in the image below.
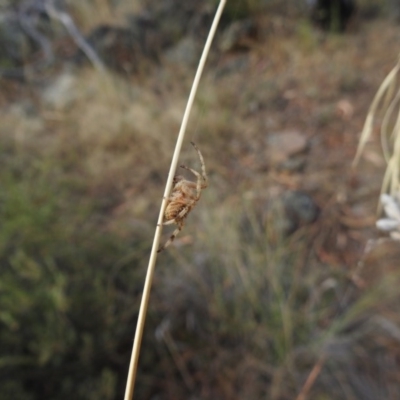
[164,201,187,221]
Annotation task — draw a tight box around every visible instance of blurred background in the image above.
[1,0,400,399]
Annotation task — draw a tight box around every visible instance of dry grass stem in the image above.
[295,356,326,400]
[353,55,400,203]
[123,1,226,399]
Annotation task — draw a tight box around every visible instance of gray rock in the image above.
[279,155,307,172]
[164,36,199,66]
[282,190,320,234]
[266,130,309,169]
[240,190,319,245]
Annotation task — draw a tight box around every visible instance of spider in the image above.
[158,141,208,252]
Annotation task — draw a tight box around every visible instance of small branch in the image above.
[295,355,326,400]
[44,0,106,72]
[123,1,226,399]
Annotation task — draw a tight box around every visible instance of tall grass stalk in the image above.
[123,1,227,399]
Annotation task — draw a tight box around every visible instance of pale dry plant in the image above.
[353,56,400,204]
[123,1,227,399]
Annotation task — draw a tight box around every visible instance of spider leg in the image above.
[191,141,208,188]
[180,165,203,200]
[158,220,184,252]
[180,165,201,179]
[163,219,177,226]
[177,203,195,221]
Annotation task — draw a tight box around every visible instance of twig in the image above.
[44,0,106,72]
[123,1,227,399]
[295,355,326,400]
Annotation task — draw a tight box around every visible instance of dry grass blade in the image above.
[353,57,400,166]
[123,1,227,399]
[295,356,326,400]
[354,55,400,208]
[380,87,400,162]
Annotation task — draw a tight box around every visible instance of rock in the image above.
[240,190,319,244]
[164,37,200,66]
[279,155,308,172]
[42,72,77,109]
[281,190,320,234]
[266,130,309,168]
[261,190,319,237]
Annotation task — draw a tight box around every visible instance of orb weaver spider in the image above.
[158,142,208,252]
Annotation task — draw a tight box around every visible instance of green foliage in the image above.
[0,136,149,400]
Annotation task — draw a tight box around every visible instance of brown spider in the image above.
[158,141,208,252]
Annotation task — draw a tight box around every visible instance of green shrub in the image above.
[0,135,150,400]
